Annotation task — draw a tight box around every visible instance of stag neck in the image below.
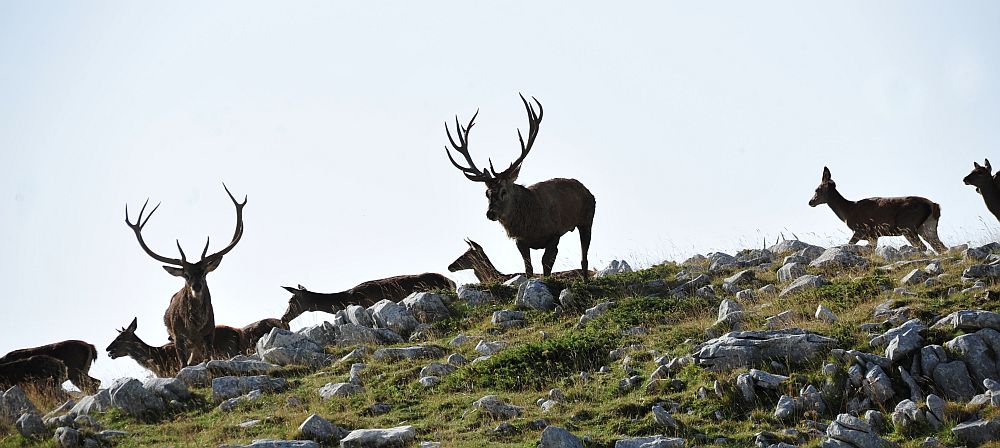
[498,184,539,236]
[824,187,856,224]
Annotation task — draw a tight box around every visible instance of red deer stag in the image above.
[0,340,98,393]
[0,355,68,390]
[963,159,1000,223]
[809,167,947,253]
[280,273,455,323]
[444,94,596,280]
[448,238,594,283]
[125,184,246,367]
[107,317,266,377]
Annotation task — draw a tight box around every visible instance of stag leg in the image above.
[847,232,862,245]
[918,218,949,254]
[541,237,560,277]
[66,369,99,394]
[516,240,534,277]
[174,340,190,368]
[579,224,592,281]
[903,230,928,251]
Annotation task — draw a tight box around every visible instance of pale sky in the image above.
[2,2,999,386]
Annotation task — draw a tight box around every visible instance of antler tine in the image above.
[202,184,247,262]
[125,198,184,266]
[444,110,492,182]
[200,236,210,260]
[175,240,187,264]
[492,94,544,178]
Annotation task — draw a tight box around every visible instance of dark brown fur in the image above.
[125,186,246,367]
[809,166,947,253]
[444,95,596,279]
[0,355,69,390]
[107,318,262,377]
[280,273,456,323]
[963,159,1000,223]
[448,238,594,283]
[240,318,289,349]
[0,340,98,393]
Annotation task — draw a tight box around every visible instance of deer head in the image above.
[448,238,487,272]
[125,184,246,298]
[808,167,837,207]
[445,94,543,222]
[106,317,145,360]
[964,159,994,193]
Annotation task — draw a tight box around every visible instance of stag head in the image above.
[106,317,143,360]
[125,184,247,296]
[964,159,994,193]
[809,167,837,207]
[444,94,543,222]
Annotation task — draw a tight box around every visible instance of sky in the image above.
[2,2,999,387]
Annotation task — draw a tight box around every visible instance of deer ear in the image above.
[822,167,832,182]
[203,257,223,273]
[986,159,993,172]
[505,164,522,182]
[127,317,138,332]
[975,161,983,169]
[163,266,185,277]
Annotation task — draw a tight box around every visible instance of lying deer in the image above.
[125,184,246,367]
[809,167,947,253]
[444,94,596,279]
[963,159,1000,223]
[448,238,594,283]
[0,355,68,390]
[0,340,99,393]
[280,273,455,323]
[107,317,281,377]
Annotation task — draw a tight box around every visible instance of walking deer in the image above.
[280,273,455,323]
[808,167,947,253]
[963,159,1000,223]
[125,184,246,367]
[0,355,68,390]
[0,340,99,393]
[444,94,596,279]
[448,238,594,283]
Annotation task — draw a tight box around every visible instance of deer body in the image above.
[125,185,246,367]
[449,238,594,283]
[107,318,274,377]
[280,273,455,323]
[0,355,69,390]
[963,159,1000,223]
[809,167,947,253]
[444,94,596,279]
[0,340,99,393]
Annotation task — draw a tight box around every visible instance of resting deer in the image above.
[809,166,947,253]
[0,355,68,390]
[0,340,99,393]
[125,184,246,367]
[280,273,455,323]
[444,94,596,279]
[963,159,1000,223]
[448,238,594,283]
[107,317,272,377]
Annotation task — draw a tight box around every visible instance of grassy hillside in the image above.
[2,244,998,447]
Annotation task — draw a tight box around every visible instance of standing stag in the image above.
[125,184,246,367]
[444,94,596,279]
[809,167,948,253]
[963,159,1000,223]
[280,273,455,323]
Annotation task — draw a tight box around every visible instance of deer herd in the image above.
[2,94,999,394]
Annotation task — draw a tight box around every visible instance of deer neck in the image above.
[978,181,1000,218]
[498,185,539,240]
[127,338,168,371]
[825,188,856,224]
[471,253,505,283]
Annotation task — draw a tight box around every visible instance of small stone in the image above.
[815,304,838,322]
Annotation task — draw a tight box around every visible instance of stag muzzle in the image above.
[486,210,499,221]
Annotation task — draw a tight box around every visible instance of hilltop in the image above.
[5,240,1000,447]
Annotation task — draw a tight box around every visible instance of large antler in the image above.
[490,93,543,179]
[125,199,185,266]
[200,183,247,263]
[444,110,493,182]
